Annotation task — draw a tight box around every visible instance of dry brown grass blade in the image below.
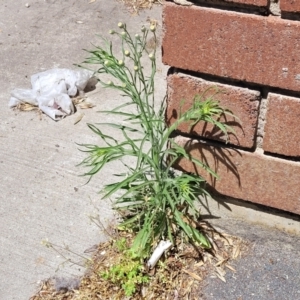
[13,102,44,120]
[72,96,95,111]
[215,258,228,267]
[215,272,226,283]
[223,235,234,246]
[74,113,85,125]
[213,266,227,282]
[215,266,226,277]
[232,243,241,259]
[72,96,86,105]
[194,261,204,267]
[79,102,95,109]
[225,264,236,272]
[182,269,202,282]
[15,102,38,111]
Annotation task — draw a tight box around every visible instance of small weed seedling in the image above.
[101,238,149,296]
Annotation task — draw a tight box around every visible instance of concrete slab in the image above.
[0,1,165,299]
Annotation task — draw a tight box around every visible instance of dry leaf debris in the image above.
[30,228,249,300]
[13,96,94,122]
[119,0,163,14]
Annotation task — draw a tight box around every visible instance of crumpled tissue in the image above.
[9,68,93,121]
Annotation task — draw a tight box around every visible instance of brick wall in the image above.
[162,1,300,214]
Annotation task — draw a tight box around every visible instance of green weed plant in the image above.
[101,237,149,296]
[78,23,235,258]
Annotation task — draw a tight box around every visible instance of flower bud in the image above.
[109,30,115,34]
[149,53,155,61]
[150,25,156,32]
[135,34,140,40]
[124,50,130,57]
[107,80,113,85]
[133,65,139,72]
[118,60,124,66]
[141,26,146,33]
[118,22,124,29]
[121,31,126,38]
[104,60,113,67]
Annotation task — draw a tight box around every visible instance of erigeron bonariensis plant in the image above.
[78,22,235,258]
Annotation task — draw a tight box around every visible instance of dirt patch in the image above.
[119,0,164,13]
[30,225,249,300]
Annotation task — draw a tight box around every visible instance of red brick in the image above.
[263,93,300,157]
[281,0,300,13]
[174,136,300,214]
[162,3,300,92]
[223,0,268,6]
[166,72,260,148]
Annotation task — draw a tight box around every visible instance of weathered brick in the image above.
[174,136,300,214]
[281,0,300,13]
[263,93,300,157]
[162,3,300,92]
[166,72,260,148]
[223,0,268,6]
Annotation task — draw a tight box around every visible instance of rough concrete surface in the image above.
[0,1,165,299]
[1,1,300,300]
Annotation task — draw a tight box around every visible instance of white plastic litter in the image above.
[147,240,172,269]
[9,68,93,121]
